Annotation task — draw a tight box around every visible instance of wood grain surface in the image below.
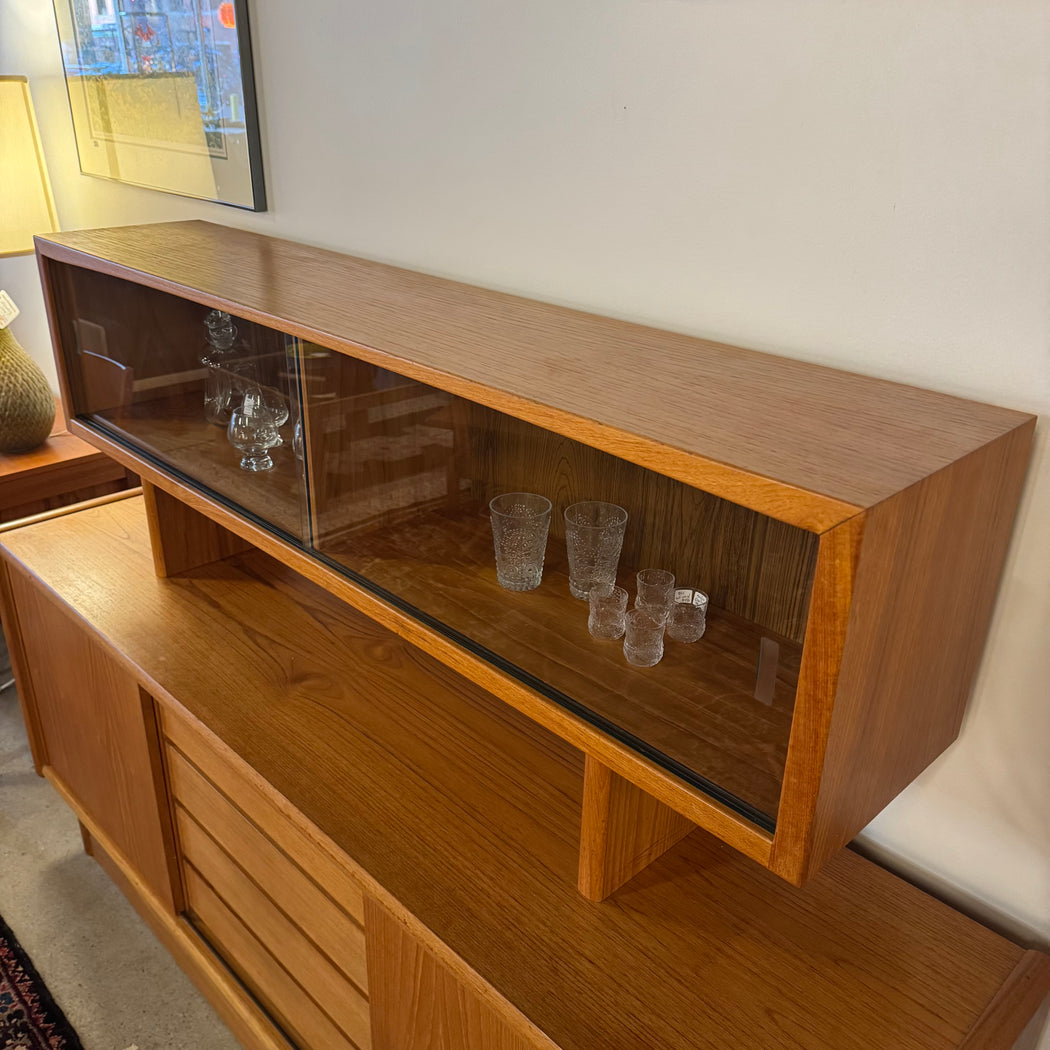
[800,420,1038,880]
[324,506,800,822]
[365,897,537,1050]
[3,495,1046,1050]
[185,866,367,1050]
[0,398,131,523]
[51,776,296,1050]
[6,567,177,910]
[36,224,1034,529]
[577,755,697,901]
[144,480,252,577]
[168,745,369,993]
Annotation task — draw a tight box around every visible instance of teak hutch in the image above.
[0,220,1045,1050]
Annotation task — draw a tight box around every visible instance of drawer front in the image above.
[159,702,365,923]
[185,865,366,1050]
[166,744,369,997]
[177,806,371,1049]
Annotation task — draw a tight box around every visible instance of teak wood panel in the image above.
[144,481,253,577]
[36,224,1034,528]
[365,898,538,1050]
[577,755,696,901]
[184,866,367,1050]
[53,782,295,1050]
[4,565,177,911]
[797,421,1038,880]
[175,808,371,1047]
[2,496,1046,1050]
[159,699,367,924]
[166,744,369,993]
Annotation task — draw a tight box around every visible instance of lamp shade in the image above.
[0,76,58,257]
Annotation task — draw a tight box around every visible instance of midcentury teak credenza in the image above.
[0,220,1045,1050]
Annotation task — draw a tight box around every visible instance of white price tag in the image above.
[0,291,19,330]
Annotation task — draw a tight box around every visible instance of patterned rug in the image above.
[0,915,83,1049]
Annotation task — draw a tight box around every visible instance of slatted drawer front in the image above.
[162,725,371,1050]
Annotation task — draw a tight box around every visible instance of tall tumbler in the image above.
[489,493,552,591]
[563,501,628,600]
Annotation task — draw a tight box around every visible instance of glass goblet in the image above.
[228,407,280,472]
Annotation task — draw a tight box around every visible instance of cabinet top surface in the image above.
[2,494,1041,1050]
[37,222,1033,529]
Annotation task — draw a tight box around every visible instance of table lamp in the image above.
[0,75,58,452]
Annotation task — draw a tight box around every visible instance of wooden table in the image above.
[0,399,134,524]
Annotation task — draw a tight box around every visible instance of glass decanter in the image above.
[201,310,239,425]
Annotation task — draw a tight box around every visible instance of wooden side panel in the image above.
[578,755,696,901]
[6,565,177,910]
[143,479,252,577]
[365,898,538,1050]
[803,421,1037,879]
[769,513,865,884]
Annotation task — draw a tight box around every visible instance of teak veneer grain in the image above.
[36,222,1031,529]
[2,496,1047,1050]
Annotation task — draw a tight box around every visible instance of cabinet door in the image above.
[5,564,177,912]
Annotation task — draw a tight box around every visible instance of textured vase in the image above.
[0,327,55,453]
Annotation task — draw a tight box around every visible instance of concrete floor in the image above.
[0,671,242,1050]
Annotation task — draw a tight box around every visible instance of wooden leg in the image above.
[143,480,251,577]
[79,820,94,856]
[578,755,696,902]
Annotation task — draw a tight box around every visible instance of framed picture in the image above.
[52,0,266,211]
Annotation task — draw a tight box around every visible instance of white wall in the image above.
[3,0,1048,1042]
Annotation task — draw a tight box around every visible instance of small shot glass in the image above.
[666,587,709,643]
[623,607,665,667]
[588,583,629,640]
[635,568,675,625]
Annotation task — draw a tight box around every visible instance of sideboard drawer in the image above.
[165,744,369,996]
[159,702,365,923]
[185,864,366,1050]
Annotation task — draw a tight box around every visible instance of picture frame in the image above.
[51,0,266,211]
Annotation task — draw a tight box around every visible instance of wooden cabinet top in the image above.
[36,222,1033,531]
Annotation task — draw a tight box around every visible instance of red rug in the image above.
[0,915,83,1050]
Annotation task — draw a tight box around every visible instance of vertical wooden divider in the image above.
[143,480,252,577]
[578,754,697,901]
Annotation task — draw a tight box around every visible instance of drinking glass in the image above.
[623,607,665,667]
[635,568,675,624]
[489,492,552,591]
[588,583,629,640]
[564,501,628,600]
[228,407,281,471]
[666,588,709,643]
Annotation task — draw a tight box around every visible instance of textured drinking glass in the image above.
[588,584,629,640]
[666,588,709,643]
[635,568,675,624]
[489,492,552,592]
[623,607,665,667]
[564,501,628,600]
